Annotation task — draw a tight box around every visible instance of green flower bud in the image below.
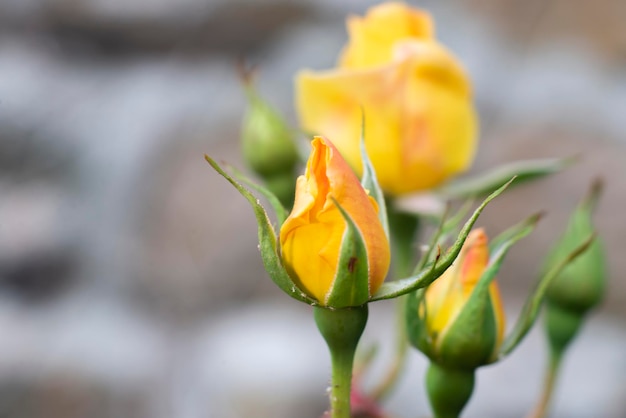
[544,180,607,350]
[544,180,606,313]
[241,85,299,178]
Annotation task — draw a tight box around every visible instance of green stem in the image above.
[367,203,419,401]
[527,350,562,418]
[370,294,409,401]
[387,203,420,278]
[314,306,369,418]
[426,363,475,418]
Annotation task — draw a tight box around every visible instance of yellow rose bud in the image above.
[427,229,505,348]
[296,2,477,195]
[279,136,390,306]
[410,229,505,368]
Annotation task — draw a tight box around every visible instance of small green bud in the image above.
[544,180,606,315]
[543,180,606,354]
[241,86,299,178]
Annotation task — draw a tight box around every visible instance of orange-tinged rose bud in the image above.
[279,136,390,306]
[296,2,477,195]
[426,229,505,350]
[409,229,505,368]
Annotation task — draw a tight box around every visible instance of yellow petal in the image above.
[340,2,434,69]
[490,281,506,348]
[459,229,489,294]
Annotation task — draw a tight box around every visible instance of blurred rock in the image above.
[0,375,150,418]
[0,183,79,301]
[1,0,316,57]
[130,127,279,318]
[463,0,625,60]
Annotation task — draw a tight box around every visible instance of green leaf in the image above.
[370,178,515,301]
[436,157,574,199]
[224,163,289,226]
[359,120,389,239]
[497,233,596,358]
[205,155,314,304]
[414,200,475,274]
[325,198,370,308]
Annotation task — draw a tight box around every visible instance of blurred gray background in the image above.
[0,0,624,417]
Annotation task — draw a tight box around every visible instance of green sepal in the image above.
[223,162,289,225]
[413,201,476,275]
[359,121,389,239]
[488,212,544,253]
[435,157,574,199]
[370,178,514,301]
[543,180,606,314]
[405,288,433,358]
[325,198,371,308]
[413,205,449,275]
[205,155,314,304]
[497,233,595,358]
[435,213,541,369]
[437,288,498,370]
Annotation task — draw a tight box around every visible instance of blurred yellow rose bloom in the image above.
[425,229,505,353]
[279,136,390,305]
[296,2,478,195]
